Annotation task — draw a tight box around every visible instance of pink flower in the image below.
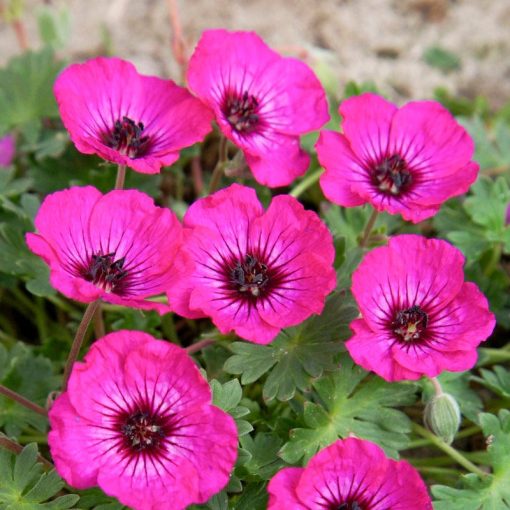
[167,184,336,344]
[187,29,329,187]
[26,186,182,313]
[48,330,238,510]
[0,134,15,167]
[506,203,510,225]
[347,235,495,381]
[316,93,479,223]
[54,57,213,174]
[268,437,432,509]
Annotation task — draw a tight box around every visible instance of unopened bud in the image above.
[424,392,461,445]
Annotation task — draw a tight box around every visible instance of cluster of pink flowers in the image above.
[25,27,496,510]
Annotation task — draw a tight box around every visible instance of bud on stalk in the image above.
[424,392,461,445]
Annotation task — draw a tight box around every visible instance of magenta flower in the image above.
[316,93,479,223]
[268,437,432,509]
[167,184,336,344]
[506,203,510,225]
[26,186,182,313]
[187,29,329,187]
[48,330,238,510]
[347,235,495,381]
[0,134,15,167]
[54,57,213,174]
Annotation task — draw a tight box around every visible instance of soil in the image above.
[1,0,509,108]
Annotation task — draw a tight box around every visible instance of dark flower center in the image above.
[104,116,150,158]
[393,305,428,342]
[224,91,260,133]
[373,154,412,195]
[336,502,363,510]
[121,411,166,453]
[83,252,128,293]
[231,254,269,298]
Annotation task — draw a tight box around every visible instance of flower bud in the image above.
[424,392,461,445]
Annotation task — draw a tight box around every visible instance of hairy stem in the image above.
[359,209,379,248]
[0,434,53,469]
[290,169,324,198]
[412,423,487,478]
[0,385,47,416]
[209,136,228,194]
[62,300,101,392]
[93,303,106,339]
[115,164,126,189]
[186,338,215,354]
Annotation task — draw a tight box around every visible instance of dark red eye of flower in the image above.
[104,116,151,158]
[230,254,269,297]
[120,410,168,453]
[335,502,364,510]
[82,252,128,294]
[373,153,412,195]
[223,91,260,133]
[393,304,429,343]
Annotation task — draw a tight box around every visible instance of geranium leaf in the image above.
[0,443,79,509]
[279,354,417,463]
[224,290,359,401]
[432,410,510,509]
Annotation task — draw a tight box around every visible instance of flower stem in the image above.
[0,385,47,416]
[93,303,105,339]
[0,434,53,469]
[186,338,215,354]
[411,423,487,478]
[115,164,126,189]
[62,300,101,392]
[359,209,379,248]
[290,169,324,198]
[209,136,228,194]
[430,376,443,396]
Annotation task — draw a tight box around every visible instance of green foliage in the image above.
[211,379,253,437]
[279,354,417,463]
[0,443,79,509]
[0,49,63,135]
[224,291,358,401]
[423,46,461,72]
[473,365,510,398]
[0,343,58,436]
[432,411,510,509]
[75,488,125,510]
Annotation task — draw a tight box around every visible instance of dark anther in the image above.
[121,411,165,452]
[231,254,269,297]
[84,252,128,293]
[373,154,412,195]
[105,116,150,158]
[393,304,428,342]
[224,91,260,133]
[337,502,362,510]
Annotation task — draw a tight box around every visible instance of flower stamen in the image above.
[224,91,260,133]
[83,252,128,293]
[105,116,150,158]
[393,304,428,342]
[231,254,268,297]
[373,154,412,195]
[121,411,166,453]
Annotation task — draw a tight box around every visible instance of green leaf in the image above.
[0,343,58,436]
[224,291,359,401]
[473,365,510,398]
[279,354,417,463]
[211,379,252,437]
[0,49,63,133]
[423,46,461,72]
[0,443,79,509]
[74,488,125,509]
[239,433,284,481]
[432,410,510,509]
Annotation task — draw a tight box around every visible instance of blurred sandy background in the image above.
[0,0,509,107]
